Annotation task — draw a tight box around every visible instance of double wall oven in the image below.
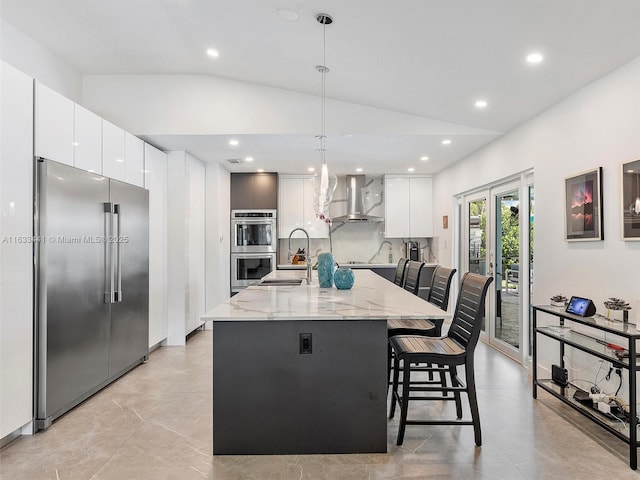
[231,210,277,293]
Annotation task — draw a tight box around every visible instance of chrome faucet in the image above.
[288,227,312,285]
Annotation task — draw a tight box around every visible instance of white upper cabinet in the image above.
[278,176,304,238]
[73,104,102,174]
[124,132,144,187]
[278,175,328,239]
[384,175,433,238]
[384,176,411,237]
[102,120,126,181]
[35,82,74,166]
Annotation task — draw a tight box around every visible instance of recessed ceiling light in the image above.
[229,139,239,146]
[245,156,254,162]
[420,156,429,161]
[442,139,452,145]
[257,168,264,173]
[277,8,299,21]
[526,52,543,64]
[206,48,219,58]
[475,100,488,108]
[407,167,415,172]
[72,142,79,146]
[115,158,124,163]
[356,168,363,172]
[308,167,315,172]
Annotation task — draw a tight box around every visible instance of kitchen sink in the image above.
[259,278,304,286]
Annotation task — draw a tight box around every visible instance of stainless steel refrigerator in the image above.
[34,158,149,430]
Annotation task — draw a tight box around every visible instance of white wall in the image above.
[433,55,640,312]
[205,163,231,312]
[0,20,82,102]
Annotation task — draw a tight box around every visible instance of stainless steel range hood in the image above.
[333,175,383,223]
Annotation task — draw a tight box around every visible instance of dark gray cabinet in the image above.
[230,173,278,210]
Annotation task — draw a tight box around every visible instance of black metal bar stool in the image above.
[388,272,493,446]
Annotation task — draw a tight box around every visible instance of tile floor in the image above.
[1,330,639,479]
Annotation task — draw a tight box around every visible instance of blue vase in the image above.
[334,267,355,290]
[317,253,334,288]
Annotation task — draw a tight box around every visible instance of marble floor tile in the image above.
[2,329,640,480]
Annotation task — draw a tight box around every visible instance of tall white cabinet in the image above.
[144,144,168,348]
[1,62,34,439]
[278,175,328,238]
[384,175,433,238]
[166,151,206,345]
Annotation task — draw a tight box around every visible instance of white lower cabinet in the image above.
[1,62,34,438]
[384,175,433,238]
[278,175,328,238]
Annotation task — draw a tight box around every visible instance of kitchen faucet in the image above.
[288,227,312,284]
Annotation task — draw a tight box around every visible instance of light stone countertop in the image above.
[202,269,450,322]
[277,262,439,270]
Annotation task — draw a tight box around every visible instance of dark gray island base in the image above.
[203,269,450,455]
[213,319,387,454]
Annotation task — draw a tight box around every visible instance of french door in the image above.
[461,176,533,363]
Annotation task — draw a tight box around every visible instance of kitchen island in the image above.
[202,269,450,455]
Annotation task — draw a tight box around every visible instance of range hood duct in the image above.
[333,175,383,223]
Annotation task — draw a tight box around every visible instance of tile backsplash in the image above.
[278,176,432,265]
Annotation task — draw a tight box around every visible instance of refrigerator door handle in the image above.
[104,202,115,303]
[114,204,123,302]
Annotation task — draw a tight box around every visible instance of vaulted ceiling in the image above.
[3,0,640,174]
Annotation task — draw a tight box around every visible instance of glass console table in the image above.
[532,305,640,470]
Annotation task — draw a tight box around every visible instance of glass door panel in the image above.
[468,197,487,333]
[495,190,520,351]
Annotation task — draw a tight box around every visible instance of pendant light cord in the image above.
[320,19,327,165]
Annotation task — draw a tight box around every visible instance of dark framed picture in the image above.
[621,159,640,241]
[564,167,603,242]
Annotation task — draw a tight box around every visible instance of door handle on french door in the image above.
[114,204,122,302]
[104,202,115,303]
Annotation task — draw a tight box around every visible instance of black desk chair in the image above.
[388,272,493,446]
[402,261,424,296]
[393,258,409,287]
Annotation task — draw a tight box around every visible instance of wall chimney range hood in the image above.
[333,175,383,223]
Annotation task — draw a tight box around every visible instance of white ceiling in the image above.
[3,0,640,174]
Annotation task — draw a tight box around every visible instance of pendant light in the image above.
[312,13,337,223]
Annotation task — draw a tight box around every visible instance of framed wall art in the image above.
[564,167,603,242]
[621,159,640,240]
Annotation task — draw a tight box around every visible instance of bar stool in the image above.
[402,261,424,295]
[393,258,409,287]
[387,266,456,391]
[388,272,493,446]
[389,266,456,337]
